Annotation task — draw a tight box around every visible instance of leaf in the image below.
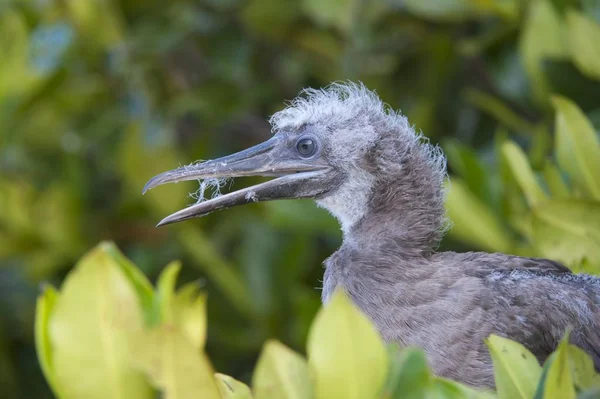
[402,0,475,22]
[35,285,65,399]
[154,264,208,350]
[307,289,387,399]
[102,242,155,326]
[552,96,600,200]
[533,353,555,399]
[519,0,568,102]
[542,161,570,198]
[443,139,490,203]
[382,346,431,399]
[543,334,576,399]
[240,0,300,39]
[464,89,537,134]
[49,243,154,399]
[130,327,221,399]
[154,261,182,325]
[0,9,37,97]
[65,0,123,47]
[531,200,600,267]
[501,140,548,206]
[174,284,208,351]
[432,378,493,398]
[216,373,253,399]
[567,344,600,390]
[486,334,542,399]
[445,178,514,253]
[302,0,354,33]
[566,10,600,80]
[252,340,311,399]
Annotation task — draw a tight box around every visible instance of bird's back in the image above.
[475,253,600,370]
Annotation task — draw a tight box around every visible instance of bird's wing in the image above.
[475,254,600,371]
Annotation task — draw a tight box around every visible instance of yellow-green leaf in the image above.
[174,286,207,351]
[552,96,600,200]
[130,327,221,399]
[566,10,600,81]
[382,347,431,399]
[102,242,154,325]
[432,378,494,399]
[568,345,600,390]
[307,289,387,399]
[35,285,64,399]
[302,0,354,33]
[49,243,154,399]
[445,178,513,253]
[501,140,547,206]
[215,373,253,399]
[531,200,600,267]
[154,261,182,325]
[543,161,570,198]
[543,335,576,399]
[519,0,568,102]
[253,340,311,399]
[403,0,476,22]
[486,334,542,399]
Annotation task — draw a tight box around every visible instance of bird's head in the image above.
[144,82,446,235]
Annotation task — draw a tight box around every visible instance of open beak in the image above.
[143,136,330,226]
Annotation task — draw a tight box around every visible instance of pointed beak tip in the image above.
[155,218,171,228]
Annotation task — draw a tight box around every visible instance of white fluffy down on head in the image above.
[269,82,446,235]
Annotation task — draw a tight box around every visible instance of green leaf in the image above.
[49,243,154,399]
[567,344,600,390]
[252,340,311,399]
[444,139,490,203]
[543,334,576,399]
[307,289,387,399]
[543,161,570,198]
[486,334,542,399]
[533,353,555,399]
[35,285,65,399]
[552,96,600,200]
[566,10,600,81]
[302,0,354,33]
[531,200,600,267]
[215,373,253,399]
[65,0,123,47]
[240,0,300,39]
[174,284,207,351]
[445,178,514,252]
[432,378,493,398]
[501,140,548,207]
[130,327,221,399]
[154,261,182,325]
[464,89,537,134]
[382,347,431,399]
[102,242,155,326]
[0,9,37,97]
[402,0,475,22]
[154,264,208,350]
[519,0,568,102]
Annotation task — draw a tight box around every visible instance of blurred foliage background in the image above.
[1,0,599,397]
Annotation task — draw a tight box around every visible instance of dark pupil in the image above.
[297,138,315,156]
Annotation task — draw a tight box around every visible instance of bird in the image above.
[143,82,600,388]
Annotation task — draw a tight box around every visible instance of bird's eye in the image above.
[296,137,317,157]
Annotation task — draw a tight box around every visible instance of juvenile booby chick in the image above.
[144,82,600,388]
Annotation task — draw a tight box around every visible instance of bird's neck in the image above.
[350,149,447,256]
[321,146,447,302]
